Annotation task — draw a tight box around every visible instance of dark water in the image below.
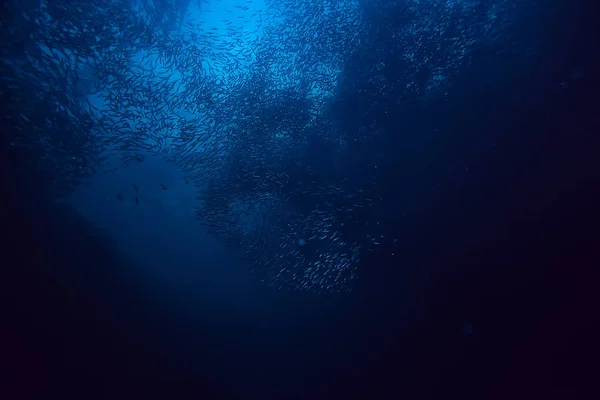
[3,1,599,399]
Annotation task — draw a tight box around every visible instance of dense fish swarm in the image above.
[1,0,540,293]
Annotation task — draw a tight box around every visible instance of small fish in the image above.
[132,184,139,192]
[160,184,167,191]
[116,194,124,201]
[462,322,473,335]
[136,196,139,206]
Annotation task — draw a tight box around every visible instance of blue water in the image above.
[4,0,599,399]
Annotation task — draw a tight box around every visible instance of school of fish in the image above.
[1,0,535,293]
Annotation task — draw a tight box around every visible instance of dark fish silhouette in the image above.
[160,184,167,191]
[136,196,139,206]
[116,194,124,201]
[132,184,139,192]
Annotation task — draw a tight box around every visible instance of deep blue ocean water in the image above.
[3,0,599,399]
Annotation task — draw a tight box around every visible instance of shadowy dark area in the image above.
[0,129,219,398]
[339,1,600,398]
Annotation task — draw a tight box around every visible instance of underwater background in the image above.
[2,0,599,398]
